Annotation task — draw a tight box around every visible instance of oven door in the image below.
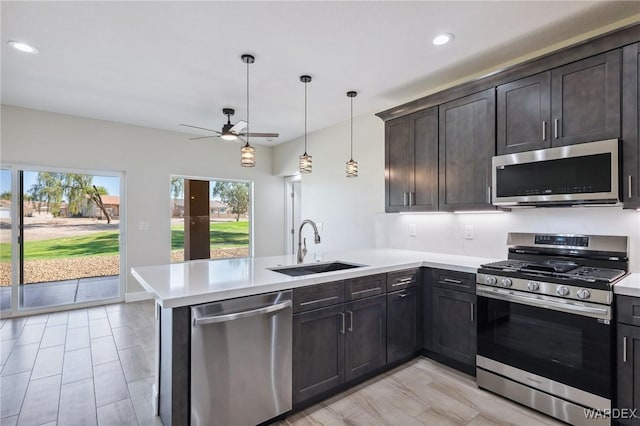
[476,286,613,400]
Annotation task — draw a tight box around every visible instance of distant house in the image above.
[170,198,235,219]
[0,199,10,219]
[83,195,120,219]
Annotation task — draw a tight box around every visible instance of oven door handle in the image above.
[476,286,611,320]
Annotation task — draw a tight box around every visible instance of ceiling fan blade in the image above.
[180,123,221,134]
[239,132,279,138]
[229,120,248,134]
[189,135,220,141]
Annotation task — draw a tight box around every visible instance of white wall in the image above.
[1,105,285,294]
[272,113,385,254]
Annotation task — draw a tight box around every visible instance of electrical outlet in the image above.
[408,224,417,237]
[464,224,474,240]
[138,221,149,231]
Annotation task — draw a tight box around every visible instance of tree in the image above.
[0,191,11,201]
[170,178,183,216]
[212,182,249,221]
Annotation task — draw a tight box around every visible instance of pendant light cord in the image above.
[304,80,307,154]
[350,96,353,160]
[246,60,250,146]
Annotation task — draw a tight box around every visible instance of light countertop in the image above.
[614,273,640,298]
[131,248,497,308]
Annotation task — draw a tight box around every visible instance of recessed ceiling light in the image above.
[433,33,454,46]
[7,40,39,54]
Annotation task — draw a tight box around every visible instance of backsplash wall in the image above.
[375,207,640,273]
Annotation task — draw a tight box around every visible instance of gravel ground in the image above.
[0,217,119,242]
[1,248,250,285]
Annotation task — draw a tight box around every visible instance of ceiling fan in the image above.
[180,107,279,142]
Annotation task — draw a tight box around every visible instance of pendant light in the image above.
[346,91,358,178]
[240,54,256,167]
[299,75,312,173]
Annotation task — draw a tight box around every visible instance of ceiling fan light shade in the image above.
[221,132,238,141]
[241,143,256,167]
[299,153,312,174]
[346,159,358,178]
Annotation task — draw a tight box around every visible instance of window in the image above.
[170,177,252,262]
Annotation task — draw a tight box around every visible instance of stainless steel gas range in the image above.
[476,232,629,426]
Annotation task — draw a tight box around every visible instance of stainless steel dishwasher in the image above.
[190,290,292,426]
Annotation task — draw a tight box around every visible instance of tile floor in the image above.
[1,300,562,426]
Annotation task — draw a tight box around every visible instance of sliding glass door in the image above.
[0,168,13,313]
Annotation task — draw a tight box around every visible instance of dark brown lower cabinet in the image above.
[292,304,345,405]
[292,294,387,406]
[617,323,640,425]
[387,286,420,364]
[345,295,387,381]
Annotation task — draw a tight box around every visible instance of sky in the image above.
[0,169,120,196]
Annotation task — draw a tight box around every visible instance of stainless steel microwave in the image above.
[492,139,620,207]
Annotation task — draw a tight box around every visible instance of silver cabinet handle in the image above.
[403,192,408,207]
[193,301,291,326]
[470,302,474,322]
[542,121,547,141]
[398,292,408,298]
[409,192,413,206]
[486,186,491,204]
[347,311,353,332]
[623,336,628,363]
[352,287,381,297]
[443,278,463,284]
[554,119,559,139]
[629,175,633,200]
[300,295,338,307]
[339,312,345,334]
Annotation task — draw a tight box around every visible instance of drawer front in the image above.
[432,269,475,294]
[293,281,345,313]
[345,274,387,301]
[617,295,640,327]
[386,269,419,292]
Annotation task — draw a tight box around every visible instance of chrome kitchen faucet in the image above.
[297,219,321,263]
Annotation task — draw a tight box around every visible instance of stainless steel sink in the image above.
[269,261,363,277]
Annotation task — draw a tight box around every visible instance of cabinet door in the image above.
[387,287,419,364]
[385,117,411,212]
[292,305,345,405]
[623,43,640,208]
[617,324,640,425]
[410,107,439,211]
[551,50,621,147]
[439,88,496,211]
[345,294,386,381]
[432,287,476,367]
[497,72,551,154]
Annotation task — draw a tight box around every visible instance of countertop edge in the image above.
[614,273,640,298]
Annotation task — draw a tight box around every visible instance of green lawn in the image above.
[0,221,250,261]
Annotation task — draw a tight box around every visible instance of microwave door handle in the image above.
[476,286,610,320]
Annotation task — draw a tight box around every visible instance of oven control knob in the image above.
[527,282,540,291]
[577,289,591,300]
[500,278,513,288]
[485,276,497,285]
[557,286,570,297]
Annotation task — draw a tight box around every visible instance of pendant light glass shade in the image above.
[299,75,312,174]
[346,91,358,178]
[240,54,256,167]
[241,142,255,167]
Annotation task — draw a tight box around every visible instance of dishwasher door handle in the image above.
[193,301,292,326]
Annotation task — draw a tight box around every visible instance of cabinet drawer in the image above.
[345,274,387,301]
[386,269,419,292]
[432,269,475,293]
[617,295,640,327]
[293,281,345,313]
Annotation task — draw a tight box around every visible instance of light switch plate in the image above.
[408,224,417,237]
[138,221,149,231]
[464,224,474,240]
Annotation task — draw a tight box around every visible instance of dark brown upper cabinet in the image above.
[498,51,621,154]
[623,43,640,209]
[438,88,496,211]
[497,72,551,154]
[385,107,438,212]
[550,50,621,147]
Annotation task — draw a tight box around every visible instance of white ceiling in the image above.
[2,1,638,146]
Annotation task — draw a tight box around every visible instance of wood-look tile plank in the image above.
[94,360,130,407]
[17,374,61,426]
[1,415,18,426]
[0,319,26,341]
[128,377,162,426]
[0,338,17,366]
[132,326,155,351]
[58,378,97,426]
[96,398,137,426]
[31,345,65,380]
[106,310,130,328]
[90,336,118,365]
[67,309,89,329]
[15,323,45,346]
[89,318,112,339]
[41,325,67,348]
[65,326,90,351]
[46,311,69,327]
[87,306,107,321]
[112,327,138,351]
[1,342,39,376]
[62,347,93,385]
[25,314,48,326]
[118,346,152,383]
[0,371,30,418]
